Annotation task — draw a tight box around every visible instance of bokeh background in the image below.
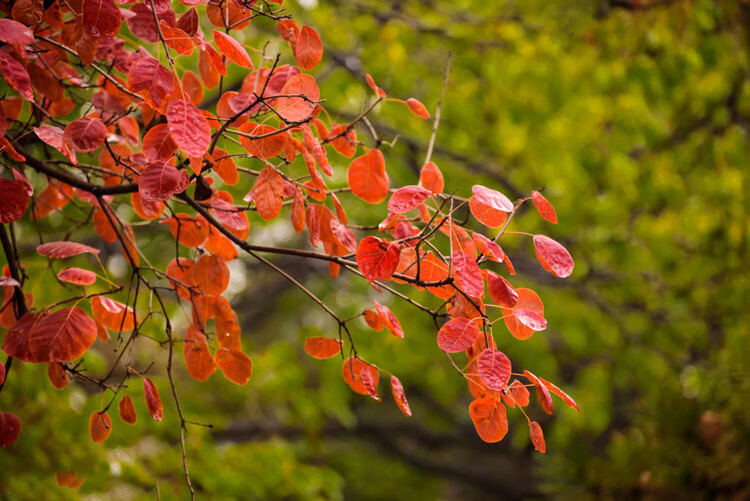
[2,0,749,499]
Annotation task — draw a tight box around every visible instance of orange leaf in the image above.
[47,362,67,389]
[390,375,412,417]
[252,164,284,221]
[469,398,507,443]
[356,236,400,282]
[373,301,404,338]
[529,421,546,453]
[166,257,194,300]
[276,74,319,122]
[184,324,216,381]
[532,190,557,224]
[89,410,112,443]
[212,30,254,68]
[405,98,430,119]
[161,214,209,248]
[502,288,545,340]
[304,337,343,359]
[92,296,137,331]
[143,377,163,421]
[348,149,389,204]
[342,357,379,395]
[239,123,287,159]
[419,161,443,194]
[215,348,253,385]
[524,370,554,415]
[3,307,97,362]
[191,253,229,297]
[118,395,137,425]
[295,26,323,70]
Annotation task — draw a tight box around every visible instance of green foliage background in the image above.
[1,0,749,499]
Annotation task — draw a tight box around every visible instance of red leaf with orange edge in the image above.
[342,357,379,395]
[471,185,514,212]
[529,421,546,453]
[253,164,284,221]
[348,149,389,204]
[419,161,443,194]
[57,267,96,286]
[215,348,253,385]
[524,370,554,415]
[0,179,30,224]
[360,367,380,401]
[92,296,136,331]
[131,191,165,221]
[509,379,531,406]
[436,317,479,353]
[486,270,518,308]
[275,74,319,122]
[503,288,545,340]
[184,324,216,381]
[64,117,106,153]
[191,253,229,297]
[533,234,574,278]
[405,98,430,118]
[304,337,342,359]
[239,123,287,159]
[295,26,323,70]
[167,99,210,158]
[469,398,507,443]
[473,233,505,263]
[142,123,178,162]
[118,395,137,424]
[540,377,579,411]
[212,30,254,68]
[356,236,400,282]
[139,162,189,202]
[451,250,484,298]
[390,375,412,416]
[89,410,112,443]
[47,362,67,389]
[0,411,21,447]
[143,377,163,421]
[373,300,404,338]
[387,185,431,214]
[532,190,557,224]
[477,349,511,391]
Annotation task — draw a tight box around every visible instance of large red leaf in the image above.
[348,149,389,204]
[64,117,106,153]
[469,398,507,443]
[0,19,34,45]
[0,179,30,224]
[0,51,33,101]
[451,250,484,298]
[143,377,163,421]
[486,270,518,308]
[82,0,121,38]
[387,185,431,214]
[33,125,77,165]
[36,241,100,258]
[184,324,216,381]
[294,26,323,70]
[57,267,97,286]
[91,296,136,331]
[212,30,254,68]
[502,288,545,340]
[89,410,112,443]
[215,348,253,385]
[533,234,574,278]
[436,317,479,353]
[0,411,22,447]
[532,191,557,224]
[252,164,284,221]
[139,162,189,202]
[304,337,343,360]
[167,99,210,158]
[390,375,412,417]
[477,349,511,391]
[3,307,97,362]
[356,236,400,282]
[275,74,319,122]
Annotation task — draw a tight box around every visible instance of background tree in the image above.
[1,0,749,500]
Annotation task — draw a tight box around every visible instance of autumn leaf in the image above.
[469,398,508,443]
[143,377,163,421]
[89,410,112,443]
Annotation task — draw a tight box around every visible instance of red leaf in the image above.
[509,379,531,406]
[131,191,165,221]
[142,123,178,162]
[275,74,319,122]
[532,191,557,224]
[0,51,33,101]
[215,348,253,385]
[473,233,505,263]
[364,308,383,331]
[373,300,404,338]
[253,164,284,221]
[191,253,229,297]
[486,271,518,308]
[139,162,189,202]
[365,73,386,97]
[127,56,174,107]
[83,0,121,38]
[290,185,305,233]
[533,234,574,278]
[64,117,107,153]
[356,236,400,282]
[0,179,30,224]
[295,26,323,70]
[405,98,430,119]
[451,250,484,298]
[539,377,579,411]
[304,337,342,359]
[514,308,547,331]
[0,411,21,447]
[239,123,287,159]
[436,317,479,353]
[33,125,77,165]
[387,185,431,214]
[3,307,97,362]
[477,349,511,391]
[342,357,379,395]
[0,19,34,45]
[47,362,67,389]
[36,241,100,258]
[503,288,545,340]
[57,267,97,286]
[471,185,514,212]
[92,296,137,331]
[524,370,554,415]
[529,421,546,453]
[390,375,412,417]
[360,367,380,401]
[212,30,254,68]
[158,21,193,55]
[118,395,137,424]
[416,252,453,299]
[89,410,112,443]
[161,214,208,248]
[469,398,507,443]
[419,161,443,194]
[469,195,507,228]
[167,99,210,158]
[348,149,389,204]
[184,324,216,381]
[143,377,163,421]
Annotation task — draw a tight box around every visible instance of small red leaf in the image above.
[275,74,319,122]
[253,164,284,221]
[529,421,546,453]
[533,234,574,278]
[471,185,514,212]
[503,288,545,340]
[89,410,112,443]
[513,308,547,331]
[57,267,97,286]
[390,375,412,417]
[387,185,431,214]
[191,254,229,297]
[304,337,343,359]
[540,377,579,411]
[0,51,33,101]
[356,236,400,282]
[212,30,254,68]
[405,98,430,119]
[451,250,484,298]
[143,377,163,421]
[0,179,30,224]
[142,123,178,162]
[184,324,216,381]
[36,241,100,258]
[360,367,380,401]
[524,370,554,415]
[0,411,21,447]
[118,395,137,424]
[47,362,67,389]
[437,317,479,353]
[486,271,518,308]
[419,161,444,194]
[473,233,505,263]
[342,357,379,395]
[477,349,512,391]
[532,191,557,224]
[373,301,404,338]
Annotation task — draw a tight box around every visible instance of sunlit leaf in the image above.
[295,26,323,70]
[469,398,507,443]
[57,267,96,286]
[348,149,389,204]
[437,317,479,353]
[356,236,400,282]
[533,234,574,278]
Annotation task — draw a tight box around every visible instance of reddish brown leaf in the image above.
[275,74,319,122]
[118,395,137,424]
[184,324,216,381]
[64,117,107,153]
[486,271,518,308]
[191,253,229,296]
[356,236,400,282]
[91,296,136,331]
[36,241,100,259]
[419,161,444,194]
[451,250,484,298]
[3,307,97,362]
[0,411,21,447]
[0,179,30,224]
[127,56,174,107]
[387,185,431,214]
[348,149,389,204]
[405,98,430,119]
[212,30,254,68]
[390,375,412,417]
[436,317,479,353]
[0,51,33,101]
[167,99,210,158]
[469,398,508,443]
[83,0,121,38]
[295,26,323,70]
[533,234,574,278]
[215,348,253,385]
[532,191,557,223]
[47,362,67,389]
[55,472,76,487]
[143,377,163,421]
[304,337,343,359]
[477,349,512,391]
[89,410,112,443]
[139,162,189,202]
[57,267,97,286]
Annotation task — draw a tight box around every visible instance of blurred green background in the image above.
[2,0,749,499]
